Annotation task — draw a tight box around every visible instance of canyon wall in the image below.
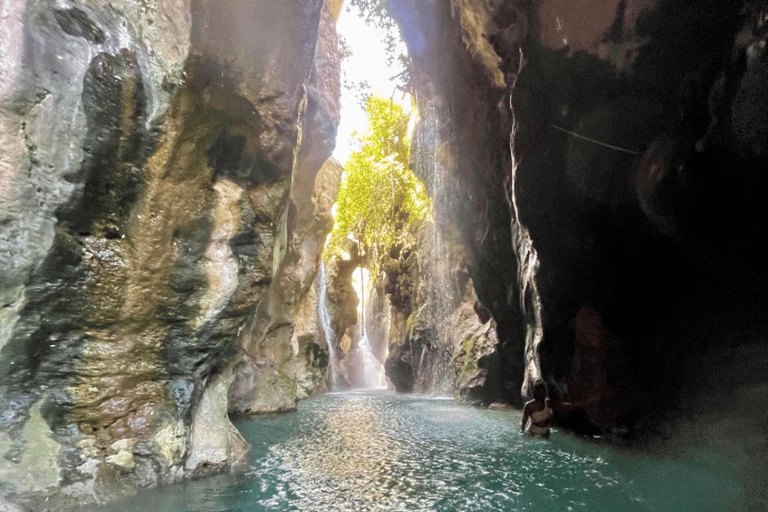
[375,220,498,400]
[0,0,340,507]
[390,0,768,446]
[2,0,768,508]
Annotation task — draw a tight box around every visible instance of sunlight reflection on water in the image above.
[91,391,743,512]
[244,392,739,512]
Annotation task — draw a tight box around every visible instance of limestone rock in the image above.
[326,257,361,350]
[369,218,490,397]
[0,498,25,512]
[291,279,330,399]
[186,368,251,472]
[226,151,342,412]
[0,0,339,506]
[0,399,60,496]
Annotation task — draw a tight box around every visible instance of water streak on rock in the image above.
[357,334,388,390]
[414,104,460,394]
[317,262,340,390]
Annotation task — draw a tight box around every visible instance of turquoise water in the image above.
[94,391,745,511]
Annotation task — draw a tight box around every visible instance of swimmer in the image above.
[521,382,553,438]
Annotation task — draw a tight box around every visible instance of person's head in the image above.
[533,382,548,402]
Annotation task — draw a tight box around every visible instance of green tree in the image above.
[325,96,430,274]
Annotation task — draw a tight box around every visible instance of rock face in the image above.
[0,0,340,507]
[322,253,362,388]
[228,154,343,413]
[368,219,496,399]
[3,0,768,507]
[389,0,768,446]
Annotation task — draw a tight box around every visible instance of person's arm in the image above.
[520,403,530,432]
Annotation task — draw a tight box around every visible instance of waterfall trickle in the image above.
[410,103,458,394]
[506,56,545,396]
[357,333,388,389]
[317,262,341,390]
[350,266,388,389]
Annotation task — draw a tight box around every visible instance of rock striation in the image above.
[0,0,340,507]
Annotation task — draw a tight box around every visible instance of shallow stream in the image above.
[93,391,744,511]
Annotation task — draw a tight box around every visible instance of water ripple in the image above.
[91,391,742,512]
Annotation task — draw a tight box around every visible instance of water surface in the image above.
[94,391,743,511]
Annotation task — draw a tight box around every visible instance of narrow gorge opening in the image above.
[2,1,768,510]
[320,3,463,396]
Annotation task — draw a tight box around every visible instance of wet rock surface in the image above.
[228,0,342,412]
[1,0,340,507]
[390,0,768,442]
[369,220,495,399]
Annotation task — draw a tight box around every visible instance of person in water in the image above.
[521,382,553,438]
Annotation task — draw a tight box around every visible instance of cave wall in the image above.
[390,0,768,439]
[0,0,340,506]
[227,0,343,415]
[376,219,499,400]
[389,0,525,405]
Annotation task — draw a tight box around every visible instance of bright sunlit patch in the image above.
[333,6,412,165]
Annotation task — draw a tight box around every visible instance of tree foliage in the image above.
[325,96,430,273]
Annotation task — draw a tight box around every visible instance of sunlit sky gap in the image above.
[332,6,412,165]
